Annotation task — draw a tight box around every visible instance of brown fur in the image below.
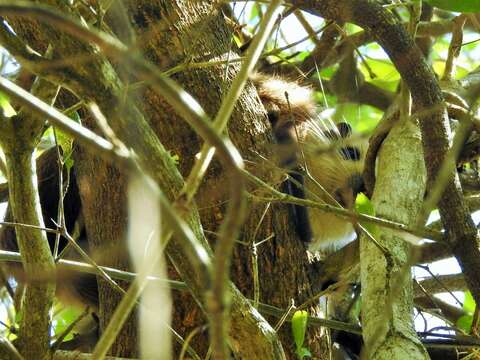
[252,72,367,251]
[251,72,316,123]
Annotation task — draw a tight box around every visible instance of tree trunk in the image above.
[120,1,326,357]
[2,1,327,358]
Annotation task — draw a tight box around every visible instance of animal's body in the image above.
[252,72,366,251]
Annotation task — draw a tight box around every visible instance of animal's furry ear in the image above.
[337,122,352,138]
[323,122,353,141]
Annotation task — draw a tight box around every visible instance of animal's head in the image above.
[302,121,367,210]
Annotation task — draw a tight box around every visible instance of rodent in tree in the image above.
[251,72,367,252]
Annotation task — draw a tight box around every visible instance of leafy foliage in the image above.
[291,310,311,359]
[425,0,480,13]
[457,291,477,333]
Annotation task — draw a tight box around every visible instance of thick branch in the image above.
[0,78,57,359]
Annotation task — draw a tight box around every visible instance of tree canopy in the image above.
[0,1,478,359]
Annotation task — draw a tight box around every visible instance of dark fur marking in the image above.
[340,146,361,161]
[337,122,352,138]
[267,111,280,128]
[348,174,365,196]
[283,171,312,244]
[270,115,312,244]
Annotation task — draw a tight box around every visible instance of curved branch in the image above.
[290,0,480,325]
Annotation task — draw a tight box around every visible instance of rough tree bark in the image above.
[361,113,429,360]
[119,1,326,356]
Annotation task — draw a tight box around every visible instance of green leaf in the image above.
[359,57,400,82]
[313,65,337,80]
[455,292,476,333]
[40,127,56,150]
[292,310,308,350]
[0,92,16,117]
[432,61,446,78]
[295,51,311,62]
[355,193,378,237]
[314,92,336,108]
[333,103,382,134]
[249,4,259,21]
[168,151,180,165]
[355,193,374,215]
[56,129,74,158]
[345,23,363,35]
[14,310,22,324]
[370,78,399,93]
[295,347,312,359]
[463,291,476,314]
[457,314,473,333]
[233,34,243,48]
[351,295,362,319]
[56,110,80,161]
[68,110,82,123]
[425,0,480,13]
[53,306,83,341]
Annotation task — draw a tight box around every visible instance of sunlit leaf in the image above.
[249,3,260,21]
[314,92,336,109]
[370,78,399,93]
[314,65,337,81]
[295,347,312,359]
[455,292,476,333]
[432,61,446,78]
[345,23,363,34]
[168,151,180,165]
[53,306,83,342]
[457,314,473,333]
[296,51,311,62]
[291,310,308,350]
[360,58,400,82]
[355,193,378,237]
[425,0,480,13]
[0,92,16,117]
[463,291,476,314]
[56,110,80,165]
[333,103,382,134]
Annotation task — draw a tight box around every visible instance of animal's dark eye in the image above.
[267,111,280,126]
[337,122,352,138]
[324,122,352,140]
[274,127,293,144]
[340,146,361,161]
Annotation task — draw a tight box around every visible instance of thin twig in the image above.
[242,169,444,242]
